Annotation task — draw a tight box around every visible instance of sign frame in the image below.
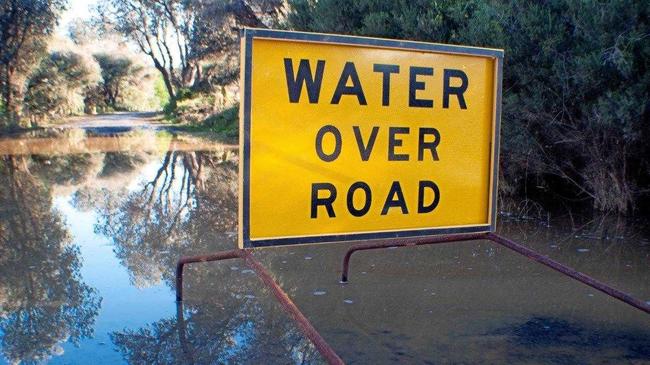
[239,28,503,248]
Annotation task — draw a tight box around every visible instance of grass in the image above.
[159,87,239,142]
[171,105,239,143]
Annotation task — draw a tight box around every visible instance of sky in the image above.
[57,0,98,37]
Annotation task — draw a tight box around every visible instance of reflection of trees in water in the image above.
[110,290,322,364]
[95,150,238,288]
[31,153,95,185]
[0,156,101,364]
[96,150,321,363]
[99,151,147,178]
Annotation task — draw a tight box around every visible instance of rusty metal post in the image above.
[175,249,345,364]
[176,249,243,302]
[240,250,345,365]
[339,232,650,315]
[340,232,488,282]
[486,232,650,314]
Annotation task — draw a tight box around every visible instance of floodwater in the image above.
[0,129,648,364]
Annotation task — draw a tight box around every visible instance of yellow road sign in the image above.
[239,28,503,248]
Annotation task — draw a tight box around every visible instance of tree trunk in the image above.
[154,61,176,109]
[181,63,195,87]
[2,64,13,126]
[113,85,119,106]
[192,62,202,89]
[3,64,23,127]
[105,85,115,107]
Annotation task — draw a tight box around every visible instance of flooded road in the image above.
[0,129,648,364]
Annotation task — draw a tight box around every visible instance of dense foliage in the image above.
[287,0,650,214]
[0,13,164,127]
[0,0,66,127]
[24,51,100,121]
[96,0,284,109]
[90,52,161,112]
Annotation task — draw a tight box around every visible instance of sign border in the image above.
[239,28,503,248]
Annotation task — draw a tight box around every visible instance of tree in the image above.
[67,18,97,45]
[95,0,286,107]
[187,0,284,89]
[96,0,195,107]
[93,53,142,109]
[184,0,286,66]
[23,51,101,123]
[495,0,650,213]
[0,0,66,128]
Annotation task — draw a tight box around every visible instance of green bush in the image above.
[203,105,238,140]
[24,50,101,122]
[153,75,170,110]
[165,91,217,124]
[174,88,195,101]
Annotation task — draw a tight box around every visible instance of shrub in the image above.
[24,50,101,123]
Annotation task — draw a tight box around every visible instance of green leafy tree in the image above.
[93,53,144,109]
[23,51,101,123]
[187,0,284,89]
[0,0,66,128]
[96,0,285,108]
[496,0,650,213]
[95,0,196,107]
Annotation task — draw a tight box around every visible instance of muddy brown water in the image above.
[0,130,648,364]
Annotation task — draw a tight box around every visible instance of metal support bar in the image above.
[340,232,488,282]
[176,249,345,365]
[239,250,344,365]
[340,232,650,315]
[485,232,650,314]
[176,249,243,302]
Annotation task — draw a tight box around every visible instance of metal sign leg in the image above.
[340,232,650,314]
[176,249,345,364]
